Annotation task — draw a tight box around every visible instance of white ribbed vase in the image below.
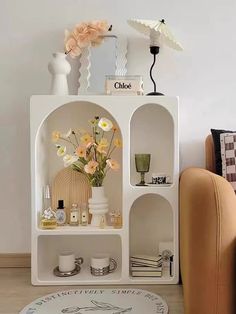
[89,186,108,227]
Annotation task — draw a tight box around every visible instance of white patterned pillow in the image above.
[220,132,236,192]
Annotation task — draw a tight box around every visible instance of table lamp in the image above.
[127,19,183,95]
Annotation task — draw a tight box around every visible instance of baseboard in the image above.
[0,253,31,268]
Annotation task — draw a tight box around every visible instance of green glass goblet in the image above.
[135,154,151,186]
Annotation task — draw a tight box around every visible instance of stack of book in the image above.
[130,254,162,277]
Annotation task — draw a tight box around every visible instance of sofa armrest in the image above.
[180,168,236,314]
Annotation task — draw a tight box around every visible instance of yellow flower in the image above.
[99,138,109,147]
[76,145,87,159]
[114,138,122,148]
[80,133,94,145]
[106,159,120,171]
[57,146,66,157]
[52,131,61,142]
[84,160,99,174]
[98,117,113,132]
[97,145,107,155]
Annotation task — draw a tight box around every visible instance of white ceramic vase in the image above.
[48,52,71,95]
[89,186,108,227]
[78,45,91,94]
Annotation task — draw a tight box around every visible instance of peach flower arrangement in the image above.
[64,20,112,58]
[52,116,122,187]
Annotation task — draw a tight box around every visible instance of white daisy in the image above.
[57,146,66,157]
[63,154,77,167]
[98,117,113,132]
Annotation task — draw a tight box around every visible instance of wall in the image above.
[1,0,236,253]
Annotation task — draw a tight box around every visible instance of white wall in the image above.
[1,0,236,253]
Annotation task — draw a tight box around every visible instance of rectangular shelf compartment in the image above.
[36,234,122,284]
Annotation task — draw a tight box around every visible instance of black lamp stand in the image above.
[147,46,164,96]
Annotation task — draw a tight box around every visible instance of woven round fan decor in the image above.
[20,288,168,314]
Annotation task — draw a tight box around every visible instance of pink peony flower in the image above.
[84,160,99,174]
[74,22,99,47]
[64,32,82,58]
[89,20,110,35]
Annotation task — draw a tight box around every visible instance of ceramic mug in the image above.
[90,254,117,276]
[152,173,171,185]
[59,251,83,273]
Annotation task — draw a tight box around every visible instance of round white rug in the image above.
[20,288,168,314]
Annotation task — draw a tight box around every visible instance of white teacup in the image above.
[59,251,83,273]
[90,254,117,276]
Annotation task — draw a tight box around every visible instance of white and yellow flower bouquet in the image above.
[52,117,122,187]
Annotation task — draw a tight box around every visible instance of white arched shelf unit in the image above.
[30,95,178,285]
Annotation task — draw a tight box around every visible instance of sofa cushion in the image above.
[211,129,235,175]
[220,132,236,193]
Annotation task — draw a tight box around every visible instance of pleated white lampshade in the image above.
[127,19,183,51]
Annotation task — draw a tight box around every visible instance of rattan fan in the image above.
[51,167,91,211]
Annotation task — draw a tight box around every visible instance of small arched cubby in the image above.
[129,193,174,278]
[35,100,123,228]
[130,103,174,186]
[129,193,175,281]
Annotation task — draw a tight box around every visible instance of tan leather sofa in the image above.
[180,135,236,314]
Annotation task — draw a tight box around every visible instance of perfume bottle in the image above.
[69,203,80,226]
[81,203,88,226]
[109,211,115,226]
[55,200,67,226]
[99,215,106,229]
[113,210,122,229]
[41,185,57,229]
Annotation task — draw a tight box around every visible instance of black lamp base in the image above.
[147,91,164,96]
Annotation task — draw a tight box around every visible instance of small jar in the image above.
[69,203,80,226]
[81,203,88,226]
[113,211,122,229]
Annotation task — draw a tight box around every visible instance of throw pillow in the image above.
[211,129,235,175]
[220,132,236,193]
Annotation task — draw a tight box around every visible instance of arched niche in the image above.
[129,193,173,257]
[36,101,122,216]
[130,103,174,186]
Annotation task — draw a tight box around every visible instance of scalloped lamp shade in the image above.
[127,18,183,95]
[127,19,183,51]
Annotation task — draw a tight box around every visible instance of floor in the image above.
[0,268,184,314]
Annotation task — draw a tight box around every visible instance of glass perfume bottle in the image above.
[69,203,80,226]
[99,215,106,229]
[41,185,57,229]
[55,200,67,226]
[113,210,122,229]
[109,211,115,226]
[81,203,88,226]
